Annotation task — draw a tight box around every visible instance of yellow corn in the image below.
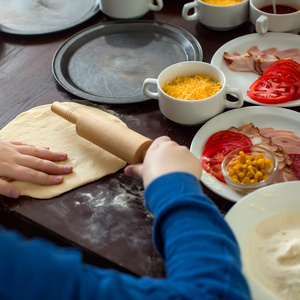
[227,150,272,185]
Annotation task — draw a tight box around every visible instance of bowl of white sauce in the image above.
[225,181,300,300]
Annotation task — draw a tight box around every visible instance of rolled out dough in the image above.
[0,102,126,199]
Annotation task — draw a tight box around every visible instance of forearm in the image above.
[145,173,251,299]
[0,173,251,300]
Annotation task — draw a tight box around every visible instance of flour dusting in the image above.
[72,175,154,249]
[75,177,146,211]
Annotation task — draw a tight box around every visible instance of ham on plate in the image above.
[223,46,300,75]
[228,123,300,182]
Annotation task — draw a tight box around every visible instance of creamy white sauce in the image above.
[244,213,300,300]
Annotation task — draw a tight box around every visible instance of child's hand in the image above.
[125,136,202,189]
[0,139,73,198]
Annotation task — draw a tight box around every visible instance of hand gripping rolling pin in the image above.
[51,101,153,164]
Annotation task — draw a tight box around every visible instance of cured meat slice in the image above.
[288,154,300,180]
[259,127,297,138]
[276,167,299,182]
[223,51,256,73]
[259,127,300,155]
[274,49,300,64]
[223,46,300,74]
[228,123,299,183]
[229,123,272,147]
[271,137,300,154]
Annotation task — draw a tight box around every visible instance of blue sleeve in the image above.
[0,173,251,300]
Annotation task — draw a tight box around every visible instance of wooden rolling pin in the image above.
[51,101,152,164]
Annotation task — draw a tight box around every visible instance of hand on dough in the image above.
[0,139,73,198]
[125,136,202,189]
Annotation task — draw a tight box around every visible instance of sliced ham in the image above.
[276,167,299,182]
[228,123,299,183]
[275,48,300,57]
[258,127,300,155]
[279,145,300,155]
[259,127,297,138]
[271,136,300,154]
[247,45,278,56]
[288,154,300,180]
[255,53,280,74]
[229,123,260,137]
[274,48,300,64]
[223,46,300,75]
[223,51,256,73]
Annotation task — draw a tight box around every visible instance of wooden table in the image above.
[0,0,299,278]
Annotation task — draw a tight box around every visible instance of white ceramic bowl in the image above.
[142,61,244,126]
[225,181,300,300]
[182,0,249,31]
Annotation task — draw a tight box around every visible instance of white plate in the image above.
[211,32,300,107]
[0,0,99,35]
[225,181,300,300]
[190,106,300,202]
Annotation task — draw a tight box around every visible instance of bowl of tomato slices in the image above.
[221,145,278,195]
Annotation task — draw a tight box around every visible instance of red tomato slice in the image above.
[264,60,300,74]
[247,75,296,104]
[248,60,300,104]
[202,130,253,183]
[264,65,300,84]
[264,63,300,100]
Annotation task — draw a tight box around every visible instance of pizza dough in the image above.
[0,102,127,199]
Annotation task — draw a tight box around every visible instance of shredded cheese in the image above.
[162,74,222,101]
[201,0,244,5]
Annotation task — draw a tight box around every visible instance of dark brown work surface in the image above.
[0,0,299,278]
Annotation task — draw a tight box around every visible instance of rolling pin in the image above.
[51,101,153,164]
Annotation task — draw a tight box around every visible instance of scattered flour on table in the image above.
[73,176,153,246]
[76,178,145,211]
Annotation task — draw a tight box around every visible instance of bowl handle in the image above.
[224,86,244,108]
[182,2,198,21]
[149,0,163,11]
[142,78,159,99]
[256,15,269,34]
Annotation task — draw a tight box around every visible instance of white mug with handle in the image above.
[99,0,164,19]
[250,0,300,34]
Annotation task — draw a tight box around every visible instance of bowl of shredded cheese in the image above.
[182,0,249,31]
[222,145,278,195]
[202,0,245,5]
[161,74,222,101]
[142,61,243,125]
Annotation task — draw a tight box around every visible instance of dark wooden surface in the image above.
[0,0,299,278]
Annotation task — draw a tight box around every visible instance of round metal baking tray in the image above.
[0,0,99,35]
[52,20,203,104]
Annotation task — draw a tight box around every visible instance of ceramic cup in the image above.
[142,61,244,126]
[250,0,300,34]
[182,0,249,31]
[99,0,163,19]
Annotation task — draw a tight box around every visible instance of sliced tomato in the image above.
[264,64,300,99]
[247,75,296,104]
[248,60,300,104]
[201,130,252,183]
[264,59,300,74]
[264,65,300,83]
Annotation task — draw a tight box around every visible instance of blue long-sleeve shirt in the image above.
[0,173,251,299]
